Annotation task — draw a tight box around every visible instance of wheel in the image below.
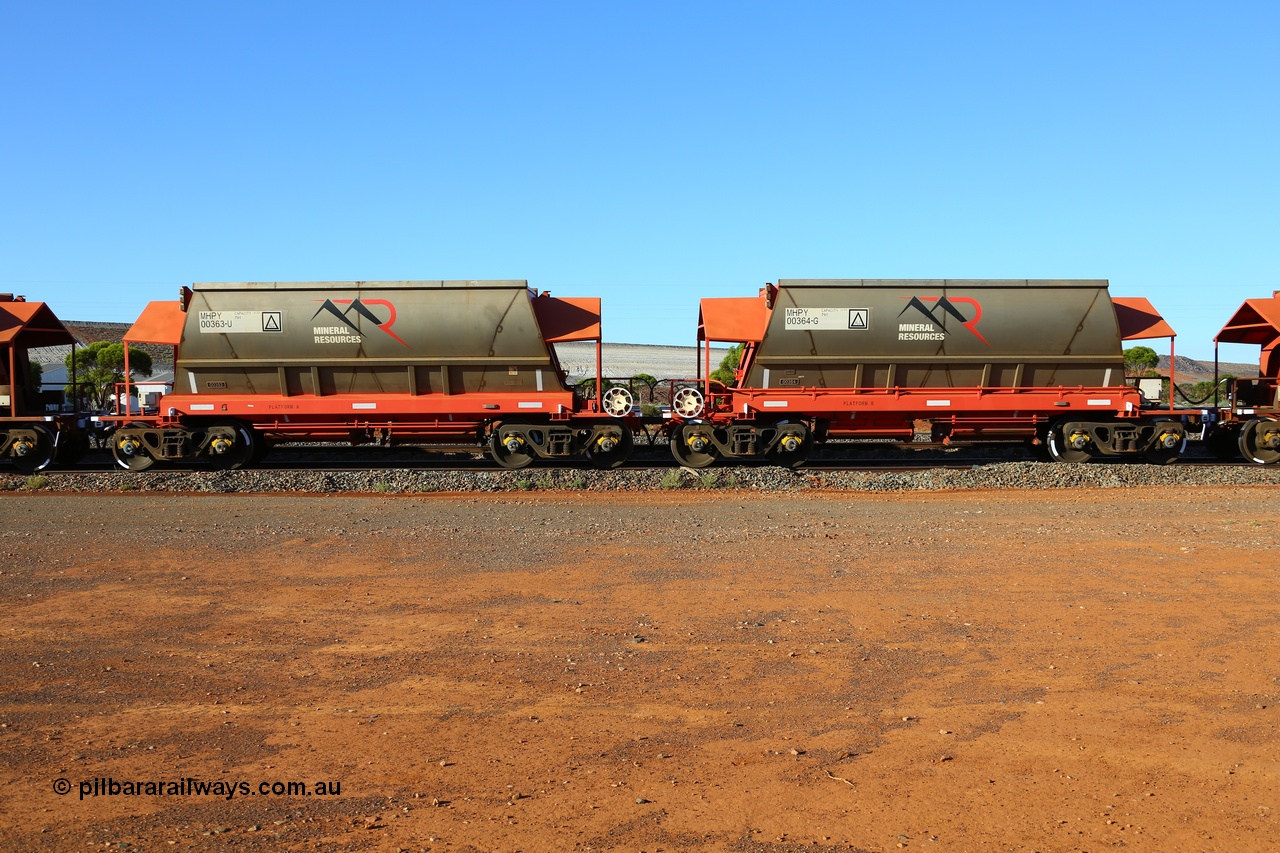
[1205,427,1241,461]
[53,431,91,466]
[112,425,155,471]
[670,423,717,468]
[671,386,705,418]
[769,422,811,469]
[1144,445,1182,464]
[1238,418,1280,465]
[251,438,274,465]
[10,425,54,473]
[489,423,536,469]
[206,420,256,470]
[1046,422,1093,463]
[600,386,634,417]
[586,426,634,469]
[1144,420,1185,465]
[1026,436,1053,462]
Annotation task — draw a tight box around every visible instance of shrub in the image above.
[710,344,743,386]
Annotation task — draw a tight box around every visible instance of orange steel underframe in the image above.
[700,384,1149,440]
[102,384,632,438]
[116,389,597,436]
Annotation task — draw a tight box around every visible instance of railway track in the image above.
[29,447,1265,477]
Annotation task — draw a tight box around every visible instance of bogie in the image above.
[488,421,635,469]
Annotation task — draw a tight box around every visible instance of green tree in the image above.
[630,372,659,406]
[66,342,153,410]
[28,361,43,389]
[710,344,742,385]
[1123,346,1159,376]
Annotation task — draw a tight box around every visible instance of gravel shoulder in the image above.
[7,456,1280,496]
[1,487,1277,851]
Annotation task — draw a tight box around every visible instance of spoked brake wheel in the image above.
[671,387,705,418]
[600,386,634,418]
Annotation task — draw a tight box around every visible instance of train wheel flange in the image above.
[586,426,634,469]
[1238,418,1280,465]
[670,423,717,469]
[10,425,55,474]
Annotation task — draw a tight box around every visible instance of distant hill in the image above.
[1157,354,1256,382]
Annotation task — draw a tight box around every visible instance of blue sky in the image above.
[2,1,1276,362]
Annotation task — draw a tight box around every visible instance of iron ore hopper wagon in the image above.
[106,281,636,471]
[0,294,88,472]
[1204,291,1280,464]
[673,279,1192,467]
[10,277,1279,474]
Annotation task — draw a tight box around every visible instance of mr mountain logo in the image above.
[311,298,409,347]
[897,296,989,345]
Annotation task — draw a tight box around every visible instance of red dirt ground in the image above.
[1,487,1276,852]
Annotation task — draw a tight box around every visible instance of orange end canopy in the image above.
[0,300,76,347]
[1216,294,1280,347]
[124,300,186,346]
[698,295,769,343]
[533,295,602,343]
[1114,297,1177,341]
